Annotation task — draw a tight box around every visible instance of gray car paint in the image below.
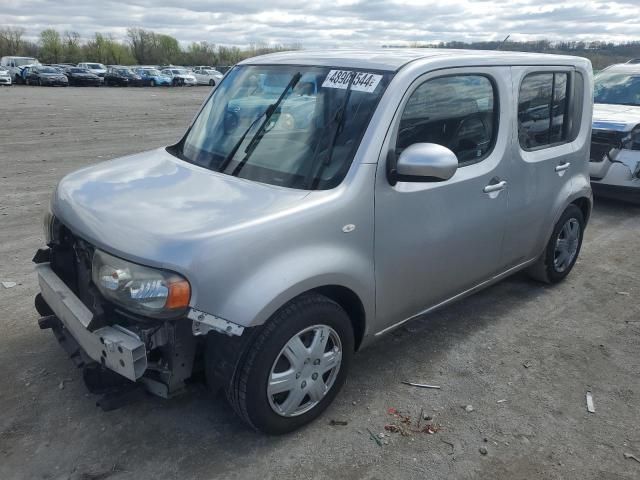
[51,49,593,347]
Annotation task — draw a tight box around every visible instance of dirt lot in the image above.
[1,85,639,480]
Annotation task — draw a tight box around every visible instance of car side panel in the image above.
[187,165,377,330]
[501,66,593,267]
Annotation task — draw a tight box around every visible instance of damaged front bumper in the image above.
[36,263,147,381]
[589,131,640,203]
[35,254,198,399]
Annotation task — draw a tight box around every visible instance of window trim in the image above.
[517,70,573,152]
[392,72,501,172]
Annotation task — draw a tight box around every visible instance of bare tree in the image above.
[0,26,26,55]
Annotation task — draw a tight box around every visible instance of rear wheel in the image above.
[223,293,353,434]
[527,204,585,284]
[209,79,215,87]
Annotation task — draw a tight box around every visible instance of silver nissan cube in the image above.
[34,49,593,434]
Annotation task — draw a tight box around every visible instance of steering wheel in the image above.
[448,112,490,156]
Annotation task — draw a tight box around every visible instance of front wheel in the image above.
[222,293,354,434]
[209,79,215,87]
[527,204,585,284]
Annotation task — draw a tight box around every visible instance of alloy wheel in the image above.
[554,218,580,273]
[267,325,342,417]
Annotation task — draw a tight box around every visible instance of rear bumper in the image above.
[36,263,147,381]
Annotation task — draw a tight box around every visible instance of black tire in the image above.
[223,293,354,434]
[209,79,215,87]
[35,293,53,317]
[527,204,585,284]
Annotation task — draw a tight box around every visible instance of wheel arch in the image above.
[571,196,592,225]
[309,285,366,351]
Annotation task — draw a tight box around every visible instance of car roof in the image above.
[599,63,640,74]
[240,48,590,72]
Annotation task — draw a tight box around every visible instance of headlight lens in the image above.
[92,249,190,318]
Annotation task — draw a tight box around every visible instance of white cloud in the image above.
[1,0,639,47]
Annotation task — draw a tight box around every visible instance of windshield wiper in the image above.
[216,108,268,172]
[217,72,301,173]
[304,73,357,189]
[220,72,302,176]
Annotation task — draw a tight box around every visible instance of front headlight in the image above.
[92,249,190,318]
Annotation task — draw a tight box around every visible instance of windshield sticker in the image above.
[322,70,382,93]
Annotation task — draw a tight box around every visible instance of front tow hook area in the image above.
[83,363,146,412]
[35,293,146,411]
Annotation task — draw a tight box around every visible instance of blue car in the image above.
[135,68,172,87]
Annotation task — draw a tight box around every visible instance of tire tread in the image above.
[226,293,343,432]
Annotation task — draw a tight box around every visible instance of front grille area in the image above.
[590,130,626,162]
[49,222,96,313]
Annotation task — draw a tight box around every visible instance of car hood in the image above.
[52,148,310,267]
[593,103,640,132]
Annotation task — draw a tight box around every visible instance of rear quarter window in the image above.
[518,72,572,150]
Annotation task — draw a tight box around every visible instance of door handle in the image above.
[483,180,507,194]
[555,162,571,172]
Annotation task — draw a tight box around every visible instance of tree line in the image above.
[0,26,300,67]
[3,25,640,70]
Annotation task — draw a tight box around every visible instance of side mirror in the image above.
[391,143,458,184]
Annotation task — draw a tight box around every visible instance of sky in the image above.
[2,0,640,48]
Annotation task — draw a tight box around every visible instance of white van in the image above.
[0,56,41,82]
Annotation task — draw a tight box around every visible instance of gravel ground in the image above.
[1,85,639,480]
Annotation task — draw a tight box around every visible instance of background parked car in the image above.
[25,66,69,86]
[77,62,107,77]
[134,67,172,86]
[589,62,640,203]
[192,66,224,86]
[161,67,197,86]
[0,56,41,83]
[104,66,143,87]
[65,67,103,86]
[0,66,12,86]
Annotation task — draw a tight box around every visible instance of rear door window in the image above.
[518,72,570,149]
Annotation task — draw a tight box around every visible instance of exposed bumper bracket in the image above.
[188,308,244,337]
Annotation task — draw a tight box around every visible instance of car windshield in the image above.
[173,69,188,74]
[175,65,392,190]
[40,67,58,73]
[117,68,132,75]
[70,68,87,73]
[15,58,37,67]
[594,71,640,107]
[144,69,161,76]
[87,63,103,69]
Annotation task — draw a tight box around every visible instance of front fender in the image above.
[219,244,374,330]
